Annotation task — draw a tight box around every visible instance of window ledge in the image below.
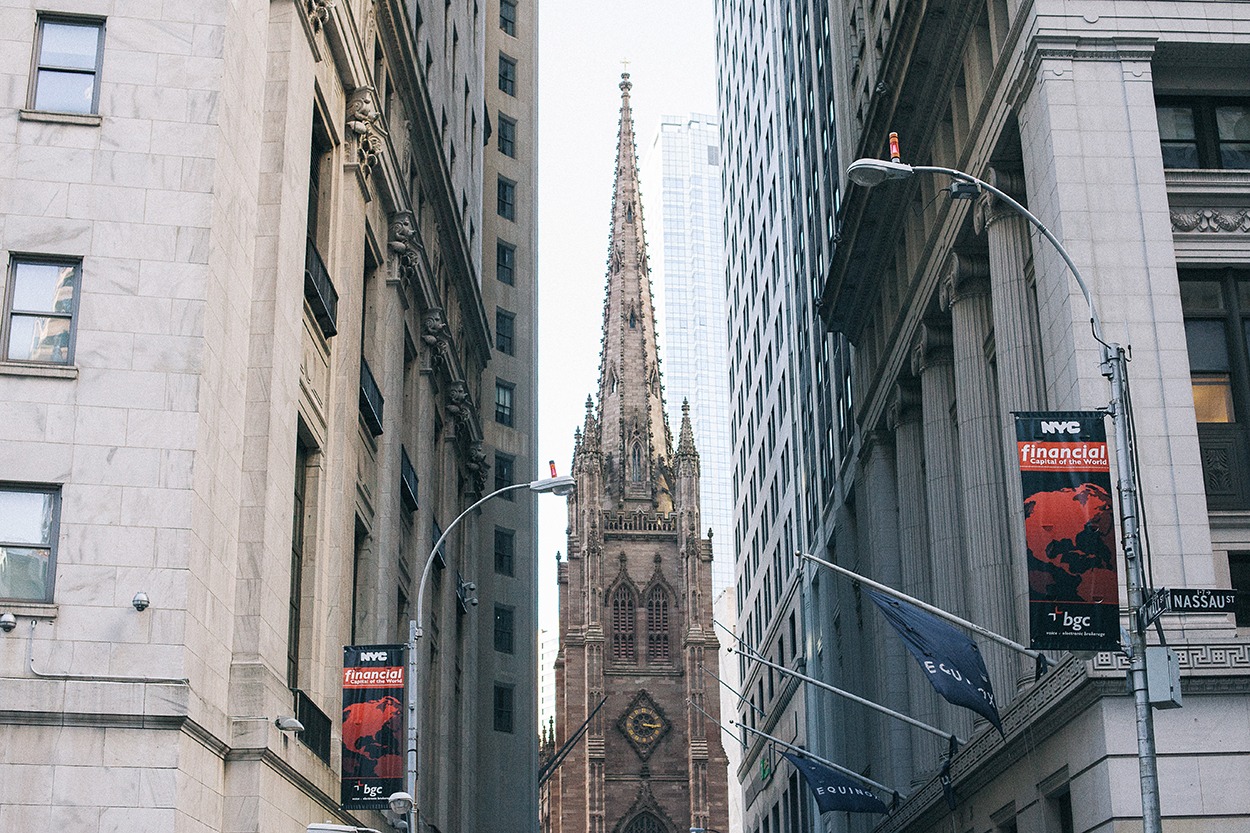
[0,361,78,379]
[19,109,101,126]
[0,601,58,620]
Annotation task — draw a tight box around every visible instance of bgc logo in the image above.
[1040,420,1081,434]
[1048,607,1092,631]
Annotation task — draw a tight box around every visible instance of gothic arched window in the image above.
[611,585,636,662]
[646,587,670,662]
[630,444,643,482]
[624,812,664,833]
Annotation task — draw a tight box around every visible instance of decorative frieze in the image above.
[1171,208,1250,233]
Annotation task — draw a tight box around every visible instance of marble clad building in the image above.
[551,75,730,833]
[0,1,540,831]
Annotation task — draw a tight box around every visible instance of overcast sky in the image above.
[533,1,718,635]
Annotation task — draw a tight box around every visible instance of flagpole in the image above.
[701,664,765,716]
[732,719,899,796]
[728,645,963,745]
[798,551,1046,663]
[687,697,748,751]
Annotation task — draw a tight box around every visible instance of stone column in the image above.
[975,169,1046,685]
[859,430,912,790]
[910,323,972,740]
[942,251,1017,708]
[889,382,940,781]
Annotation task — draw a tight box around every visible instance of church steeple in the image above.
[592,73,674,511]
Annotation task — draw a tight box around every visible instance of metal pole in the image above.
[1107,347,1162,833]
[732,719,899,796]
[854,160,1161,833]
[406,481,532,833]
[797,552,1046,663]
[728,646,962,744]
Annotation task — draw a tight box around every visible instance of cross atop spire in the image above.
[589,75,673,511]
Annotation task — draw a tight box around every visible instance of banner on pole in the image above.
[1015,411,1120,652]
[780,751,890,814]
[866,588,1002,734]
[341,644,406,809]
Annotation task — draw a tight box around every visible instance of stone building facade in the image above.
[552,76,730,833]
[0,1,539,831]
[808,1,1250,832]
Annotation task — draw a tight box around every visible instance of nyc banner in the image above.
[1015,412,1120,652]
[341,644,406,809]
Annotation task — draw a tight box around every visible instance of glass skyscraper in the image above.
[644,113,733,596]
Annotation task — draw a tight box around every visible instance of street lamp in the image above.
[403,473,575,833]
[846,156,1160,833]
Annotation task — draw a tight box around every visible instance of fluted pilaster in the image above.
[859,429,912,789]
[975,167,1046,686]
[888,382,940,781]
[941,251,1017,708]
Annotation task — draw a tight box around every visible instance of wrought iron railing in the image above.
[359,356,384,436]
[294,689,332,765]
[303,236,338,338]
[401,445,419,511]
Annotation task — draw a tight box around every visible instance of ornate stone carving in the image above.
[973,167,1027,234]
[421,308,449,347]
[1171,208,1250,233]
[346,87,386,179]
[388,210,424,280]
[939,251,991,310]
[304,0,335,31]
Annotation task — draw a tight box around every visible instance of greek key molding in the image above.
[1090,643,1250,673]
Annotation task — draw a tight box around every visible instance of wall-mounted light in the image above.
[132,591,150,612]
[275,716,305,733]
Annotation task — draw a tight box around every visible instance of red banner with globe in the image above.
[342,644,406,809]
[1015,412,1120,652]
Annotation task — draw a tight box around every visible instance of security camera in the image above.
[0,613,16,633]
[132,591,150,612]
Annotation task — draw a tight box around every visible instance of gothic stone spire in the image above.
[594,73,673,511]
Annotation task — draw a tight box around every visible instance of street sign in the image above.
[1139,587,1170,632]
[1166,588,1238,613]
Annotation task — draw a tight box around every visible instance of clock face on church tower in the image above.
[625,705,664,745]
[618,692,670,758]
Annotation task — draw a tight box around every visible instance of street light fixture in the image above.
[403,472,575,833]
[846,155,1160,833]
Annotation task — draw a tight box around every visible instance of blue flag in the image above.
[866,588,1003,734]
[781,751,890,814]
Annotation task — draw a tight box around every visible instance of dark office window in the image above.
[288,439,312,688]
[494,605,515,653]
[498,114,517,157]
[495,380,514,426]
[1231,552,1250,627]
[496,240,516,285]
[499,0,517,35]
[496,308,516,355]
[1157,97,1250,169]
[30,15,104,114]
[498,53,517,96]
[495,452,515,496]
[493,683,514,732]
[494,526,515,576]
[497,176,516,220]
[1181,271,1250,509]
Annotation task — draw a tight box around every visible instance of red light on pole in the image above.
[889,132,901,163]
[549,460,558,477]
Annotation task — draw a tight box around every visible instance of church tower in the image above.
[552,75,729,833]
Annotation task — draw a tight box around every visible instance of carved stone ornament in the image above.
[389,211,424,279]
[1171,208,1250,233]
[446,380,471,416]
[422,308,449,347]
[346,87,386,179]
[305,0,335,32]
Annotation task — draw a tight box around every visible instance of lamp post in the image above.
[846,157,1160,833]
[398,473,575,833]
